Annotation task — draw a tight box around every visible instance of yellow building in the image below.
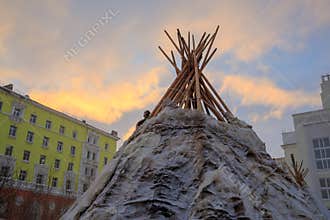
[0,84,119,197]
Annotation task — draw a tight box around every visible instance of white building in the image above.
[282,74,330,209]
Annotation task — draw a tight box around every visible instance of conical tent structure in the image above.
[62,28,329,220]
[151,26,233,122]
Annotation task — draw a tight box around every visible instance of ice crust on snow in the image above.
[62,108,329,219]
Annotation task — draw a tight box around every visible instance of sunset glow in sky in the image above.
[1,1,330,157]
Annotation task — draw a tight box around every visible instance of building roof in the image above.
[292,108,328,118]
[0,85,120,141]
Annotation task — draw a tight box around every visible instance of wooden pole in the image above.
[201,25,219,68]
[171,51,179,75]
[201,73,232,114]
[201,89,225,121]
[158,46,180,73]
[193,51,202,111]
[200,80,226,119]
[164,30,181,56]
[151,26,233,121]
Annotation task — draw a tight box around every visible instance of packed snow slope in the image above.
[62,107,329,219]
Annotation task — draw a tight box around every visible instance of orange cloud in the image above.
[0,0,329,128]
[30,67,165,124]
[220,74,320,121]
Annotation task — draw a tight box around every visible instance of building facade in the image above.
[281,75,330,209]
[0,84,119,198]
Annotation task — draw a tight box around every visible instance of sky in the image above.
[1,0,330,158]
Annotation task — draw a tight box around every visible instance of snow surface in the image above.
[62,107,329,219]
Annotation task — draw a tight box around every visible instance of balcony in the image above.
[282,131,296,145]
[10,104,25,122]
[34,163,49,173]
[0,154,16,170]
[9,114,23,123]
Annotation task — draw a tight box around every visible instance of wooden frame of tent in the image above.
[151,26,233,122]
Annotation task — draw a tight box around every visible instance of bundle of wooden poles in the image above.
[151,26,233,122]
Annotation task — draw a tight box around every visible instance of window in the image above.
[39,155,46,165]
[70,146,76,156]
[5,145,13,156]
[90,168,94,177]
[12,107,21,117]
[105,143,109,150]
[42,136,49,147]
[104,157,108,165]
[316,160,323,169]
[72,131,77,139]
[320,178,326,187]
[88,135,98,145]
[54,159,60,169]
[18,170,27,181]
[9,125,17,137]
[23,150,30,162]
[324,138,330,147]
[66,180,72,190]
[36,174,44,185]
[57,141,63,152]
[315,150,321,159]
[0,166,10,177]
[83,184,88,192]
[92,152,96,160]
[314,137,330,169]
[320,178,330,200]
[26,131,34,143]
[0,101,3,111]
[51,177,58,187]
[87,151,90,159]
[68,162,74,171]
[59,125,65,135]
[45,120,52,129]
[30,114,37,124]
[85,167,88,175]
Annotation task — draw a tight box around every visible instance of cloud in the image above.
[0,0,329,137]
[30,67,166,124]
[0,24,11,56]
[162,0,330,61]
[0,1,168,126]
[220,74,320,121]
[2,1,330,83]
